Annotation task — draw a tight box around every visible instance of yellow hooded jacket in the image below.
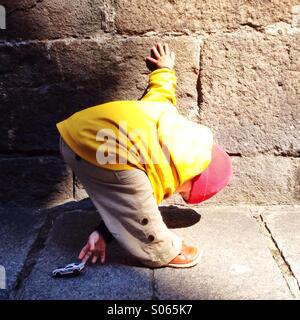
[56,68,213,204]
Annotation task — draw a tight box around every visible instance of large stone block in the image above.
[0,0,115,40]
[200,32,300,156]
[49,36,201,115]
[0,156,73,208]
[1,36,199,97]
[115,0,299,34]
[1,37,200,151]
[201,156,300,206]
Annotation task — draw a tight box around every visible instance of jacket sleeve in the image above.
[94,221,115,243]
[139,68,177,105]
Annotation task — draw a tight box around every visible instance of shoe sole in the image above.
[166,250,203,269]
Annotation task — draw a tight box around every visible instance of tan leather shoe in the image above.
[166,244,202,268]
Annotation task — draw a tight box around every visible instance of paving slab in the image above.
[262,206,300,284]
[19,208,153,300]
[0,207,45,297]
[155,206,292,300]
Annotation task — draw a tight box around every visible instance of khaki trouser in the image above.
[59,136,182,267]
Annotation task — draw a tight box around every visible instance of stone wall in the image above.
[0,0,299,208]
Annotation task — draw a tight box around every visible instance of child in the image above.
[57,43,232,268]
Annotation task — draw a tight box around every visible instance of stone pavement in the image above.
[0,200,299,300]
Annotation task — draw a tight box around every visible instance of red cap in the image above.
[185,144,233,204]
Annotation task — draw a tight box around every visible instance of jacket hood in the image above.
[157,107,213,185]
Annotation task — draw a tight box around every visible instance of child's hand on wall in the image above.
[78,230,106,265]
[146,43,175,71]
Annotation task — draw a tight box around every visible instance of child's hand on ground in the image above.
[78,230,106,265]
[146,43,175,71]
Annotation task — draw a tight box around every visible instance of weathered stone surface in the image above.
[262,206,300,284]
[0,0,115,40]
[0,207,45,295]
[200,31,300,156]
[115,0,299,34]
[155,206,292,299]
[20,208,152,300]
[1,36,200,152]
[0,157,73,208]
